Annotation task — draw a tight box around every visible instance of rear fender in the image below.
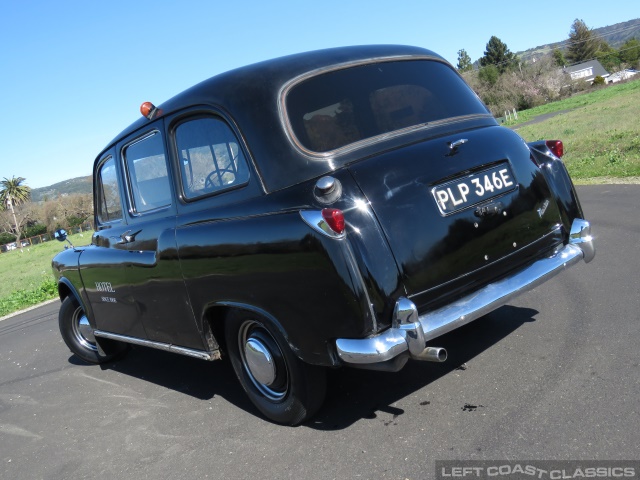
[529,141,585,235]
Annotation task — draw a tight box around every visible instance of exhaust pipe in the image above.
[412,346,447,362]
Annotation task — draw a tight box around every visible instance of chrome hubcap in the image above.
[238,320,288,401]
[71,307,97,351]
[244,338,276,386]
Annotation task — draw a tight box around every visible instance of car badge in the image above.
[537,199,550,218]
[475,201,504,217]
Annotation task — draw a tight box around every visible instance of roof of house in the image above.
[564,60,609,79]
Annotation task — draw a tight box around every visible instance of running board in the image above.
[94,330,220,361]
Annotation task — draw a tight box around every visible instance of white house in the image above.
[563,60,610,83]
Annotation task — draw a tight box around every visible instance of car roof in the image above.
[98,45,447,192]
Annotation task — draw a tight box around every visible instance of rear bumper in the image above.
[335,219,594,371]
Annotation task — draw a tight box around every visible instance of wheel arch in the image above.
[57,277,82,307]
[57,276,97,330]
[203,301,296,358]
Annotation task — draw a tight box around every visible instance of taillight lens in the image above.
[546,140,564,158]
[321,208,345,234]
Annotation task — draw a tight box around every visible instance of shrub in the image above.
[0,232,16,245]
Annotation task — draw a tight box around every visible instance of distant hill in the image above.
[31,175,92,202]
[517,18,640,62]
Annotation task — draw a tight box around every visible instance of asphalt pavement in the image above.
[1,185,638,479]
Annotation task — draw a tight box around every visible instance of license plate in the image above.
[431,164,516,215]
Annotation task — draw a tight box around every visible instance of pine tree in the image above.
[479,36,517,73]
[566,19,599,64]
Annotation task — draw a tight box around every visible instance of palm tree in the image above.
[0,176,31,246]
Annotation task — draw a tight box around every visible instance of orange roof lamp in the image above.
[140,101,163,120]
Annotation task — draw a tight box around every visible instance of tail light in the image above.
[546,140,564,158]
[321,208,345,235]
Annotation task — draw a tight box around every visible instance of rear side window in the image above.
[123,131,172,213]
[286,60,490,153]
[96,156,122,223]
[175,117,249,199]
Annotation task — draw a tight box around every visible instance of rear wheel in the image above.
[225,310,326,425]
[58,296,127,364]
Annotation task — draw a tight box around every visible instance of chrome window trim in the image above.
[121,129,172,217]
[278,55,493,159]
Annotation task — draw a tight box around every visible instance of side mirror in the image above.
[54,229,68,242]
[54,228,74,249]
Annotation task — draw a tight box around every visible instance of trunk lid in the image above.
[348,125,563,310]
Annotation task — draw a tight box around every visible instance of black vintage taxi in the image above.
[52,45,594,425]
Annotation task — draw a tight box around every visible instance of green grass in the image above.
[508,79,640,124]
[0,233,90,317]
[511,79,640,181]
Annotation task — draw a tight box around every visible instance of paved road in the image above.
[1,185,638,479]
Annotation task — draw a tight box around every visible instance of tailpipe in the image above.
[412,346,447,362]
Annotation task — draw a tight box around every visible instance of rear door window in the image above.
[174,116,250,199]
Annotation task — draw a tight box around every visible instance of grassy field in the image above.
[512,79,640,183]
[0,233,90,316]
[1,80,639,317]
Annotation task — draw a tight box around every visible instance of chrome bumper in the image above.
[335,219,594,371]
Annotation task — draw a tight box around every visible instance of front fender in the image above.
[52,247,95,327]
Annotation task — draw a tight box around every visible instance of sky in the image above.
[0,0,637,189]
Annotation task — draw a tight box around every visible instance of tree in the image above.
[552,48,567,67]
[596,41,621,72]
[456,49,473,72]
[37,193,94,234]
[566,19,599,64]
[478,64,500,86]
[0,176,31,248]
[480,36,517,73]
[0,202,36,248]
[619,38,640,67]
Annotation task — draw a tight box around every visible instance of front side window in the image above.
[175,117,249,199]
[286,59,490,153]
[97,156,122,223]
[123,131,171,213]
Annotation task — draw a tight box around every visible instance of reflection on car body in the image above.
[51,45,594,425]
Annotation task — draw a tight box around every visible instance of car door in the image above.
[116,125,205,350]
[80,150,148,338]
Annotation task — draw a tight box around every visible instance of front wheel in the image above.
[58,296,127,364]
[225,310,326,425]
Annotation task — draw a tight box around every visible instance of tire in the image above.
[224,310,326,425]
[58,296,127,364]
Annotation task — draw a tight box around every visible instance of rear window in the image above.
[286,60,489,153]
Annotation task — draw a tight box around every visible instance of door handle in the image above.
[115,229,142,244]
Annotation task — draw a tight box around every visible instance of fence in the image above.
[0,224,93,254]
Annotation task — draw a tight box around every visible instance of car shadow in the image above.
[69,304,537,428]
[98,346,257,414]
[306,304,538,430]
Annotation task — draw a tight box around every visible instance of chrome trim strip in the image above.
[94,330,218,361]
[336,237,590,366]
[277,54,491,160]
